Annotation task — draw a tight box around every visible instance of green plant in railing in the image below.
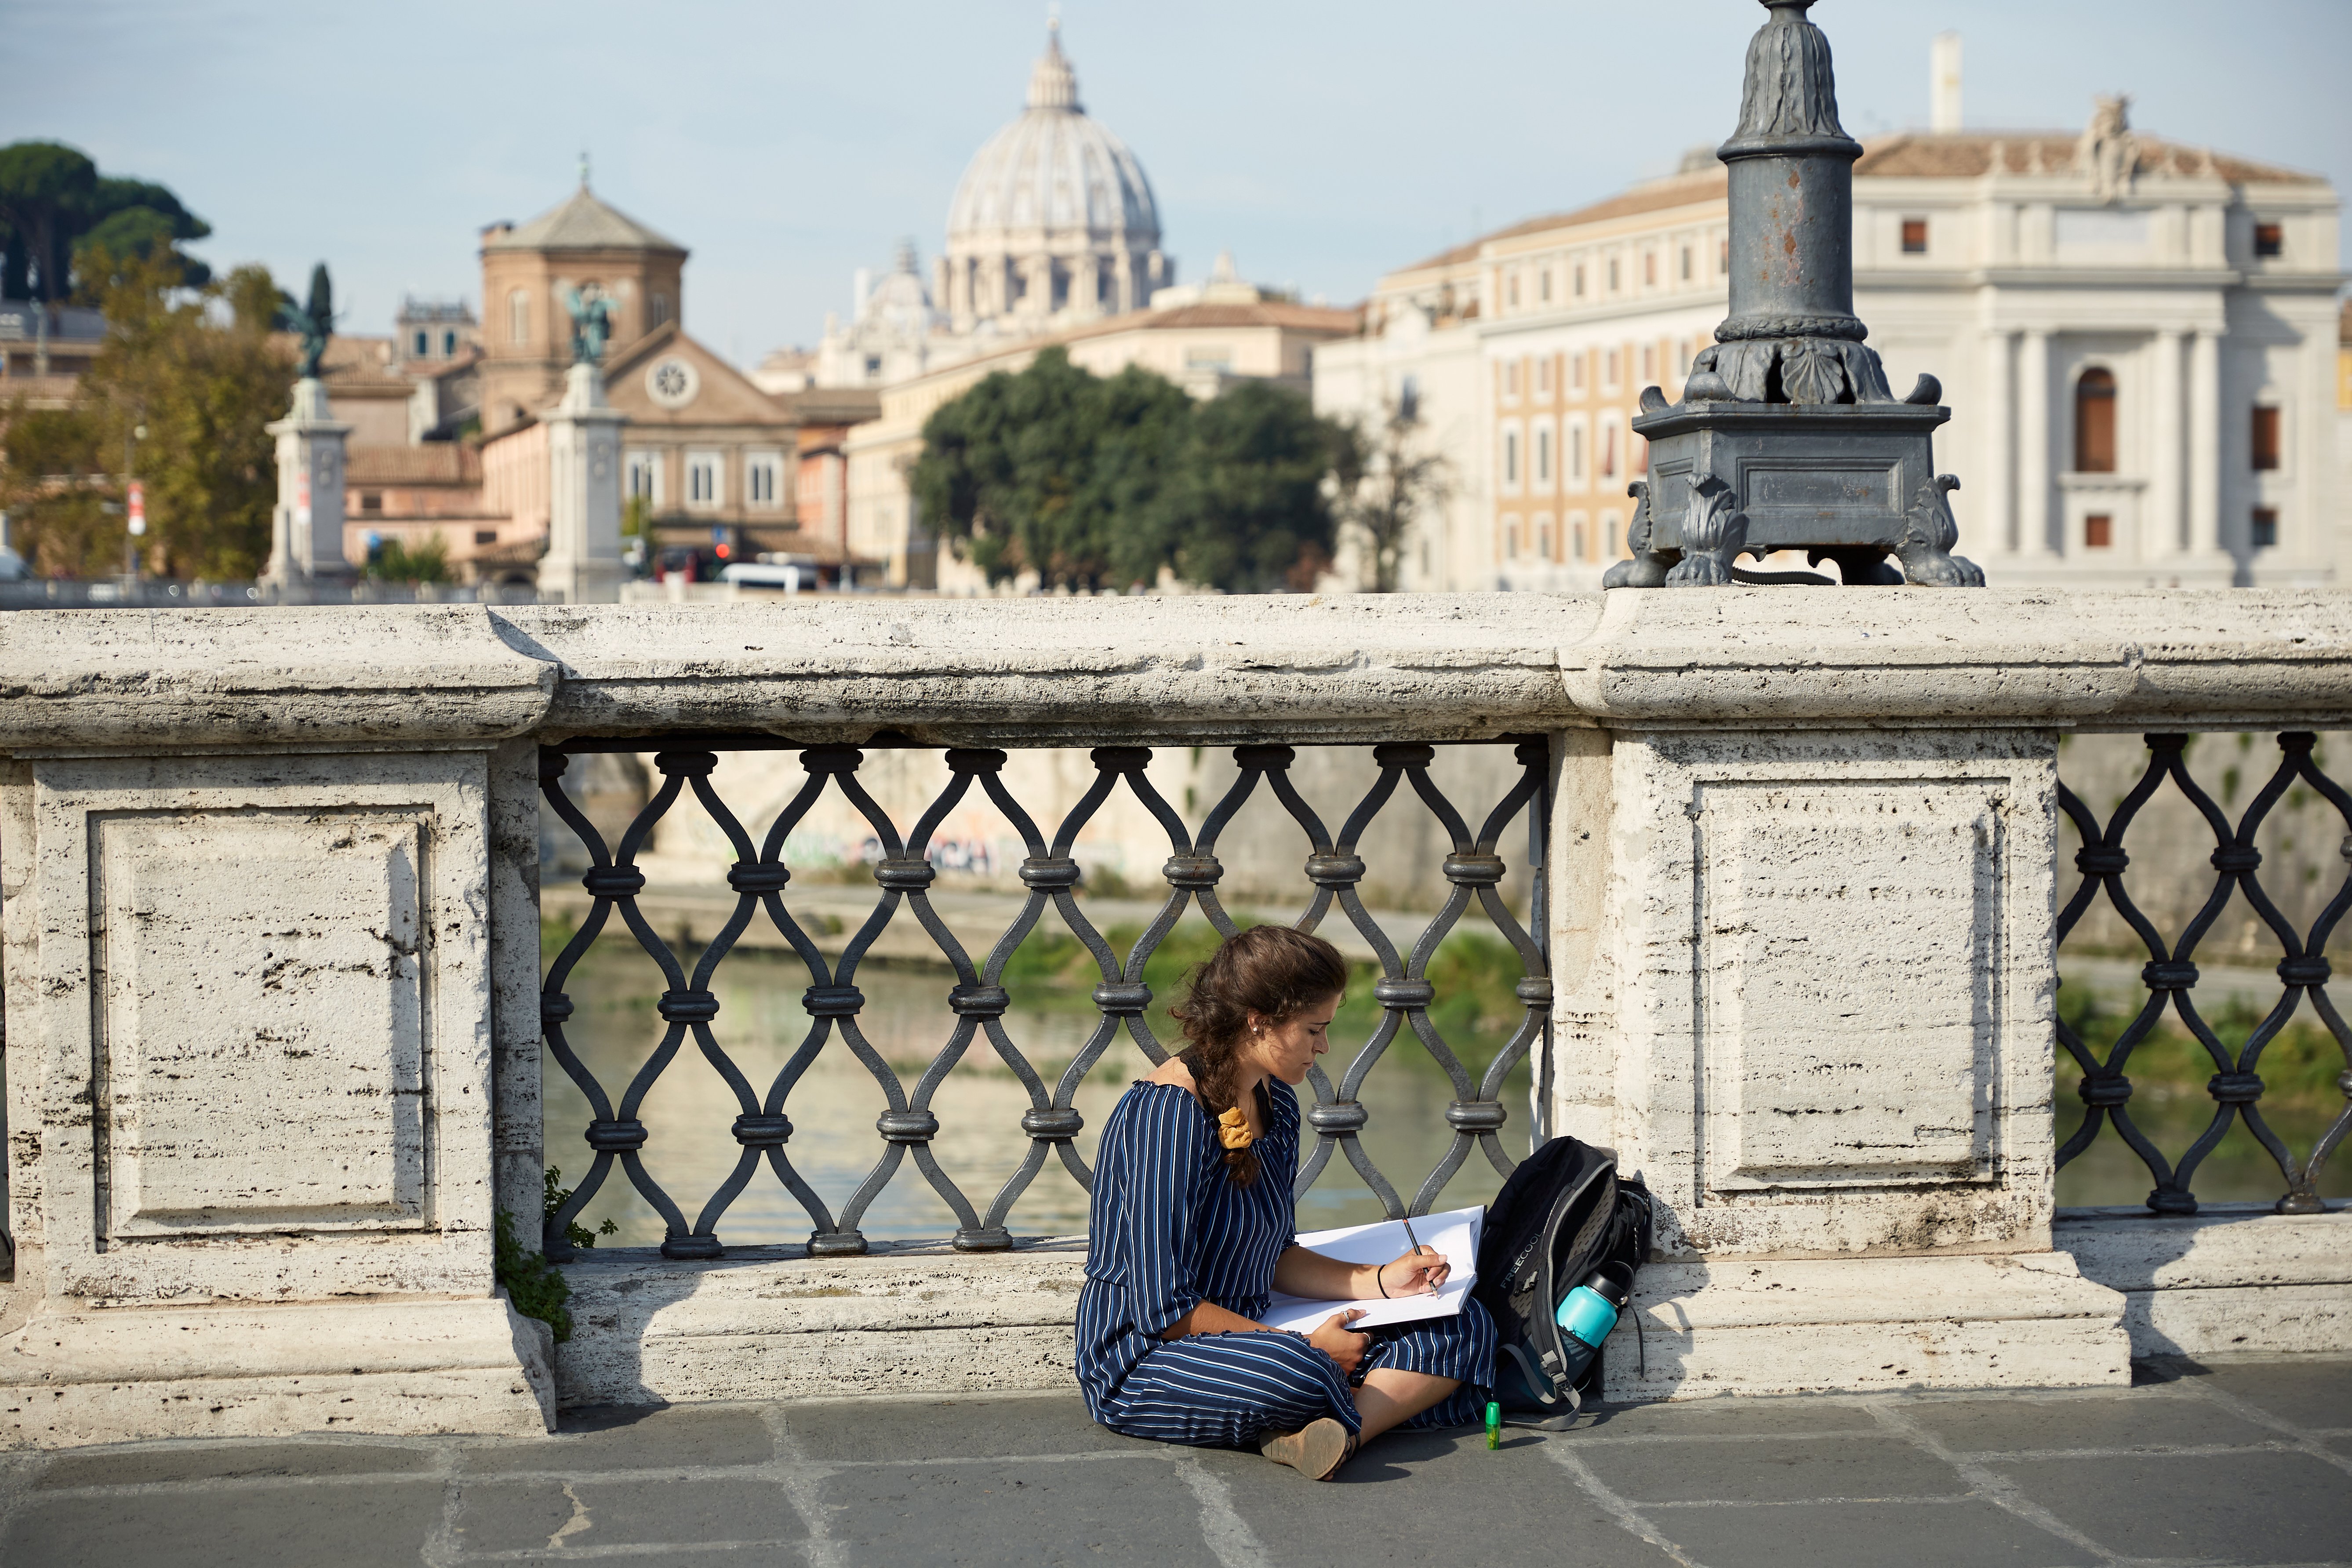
[545,1165,618,1251]
[493,1209,572,1343]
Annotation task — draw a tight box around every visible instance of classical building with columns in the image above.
[1318,101,2344,590]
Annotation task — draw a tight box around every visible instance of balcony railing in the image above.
[537,737,1552,1259]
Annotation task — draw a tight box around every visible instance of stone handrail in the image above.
[3,589,2348,749]
[2,588,2345,1445]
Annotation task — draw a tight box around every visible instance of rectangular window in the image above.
[1604,349,1621,388]
[686,451,723,508]
[1536,424,1553,487]
[473,528,498,545]
[1568,422,1587,487]
[2084,513,2113,549]
[1570,353,1585,393]
[1507,274,1520,309]
[746,451,784,508]
[2251,507,2279,549]
[2250,406,2281,470]
[1901,218,1929,254]
[1536,514,1553,559]
[1537,358,1553,397]
[625,450,662,506]
[1719,238,1729,272]
[360,492,382,513]
[443,330,458,356]
[1504,519,1520,559]
[1640,344,1655,382]
[1503,429,1521,489]
[1573,264,1585,297]
[1600,418,1620,482]
[1679,246,1692,281]
[1607,257,1620,291]
[2254,223,2284,258]
[1569,512,1587,560]
[413,330,429,356]
[1539,269,1552,303]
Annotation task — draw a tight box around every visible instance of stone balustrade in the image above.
[1,588,2346,1445]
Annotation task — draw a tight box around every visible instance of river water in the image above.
[548,944,1536,1248]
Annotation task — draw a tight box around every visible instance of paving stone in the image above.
[1208,1426,1678,1567]
[1986,1448,2352,1564]
[819,1456,1218,1567]
[462,1402,774,1474]
[452,1475,808,1554]
[1651,1497,2100,1568]
[783,1392,1134,1462]
[1903,1389,2277,1454]
[1574,1432,1968,1504]
[2194,1357,2352,1432]
[1575,1396,1883,1440]
[36,1440,436,1490]
[1,1479,445,1568]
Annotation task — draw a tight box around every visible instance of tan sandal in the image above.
[1259,1417,1356,1480]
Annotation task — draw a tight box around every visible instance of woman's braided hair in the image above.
[1168,926,1349,1187]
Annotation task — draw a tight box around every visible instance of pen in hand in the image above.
[1399,1216,1442,1295]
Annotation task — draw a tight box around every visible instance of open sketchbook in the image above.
[1261,1204,1483,1334]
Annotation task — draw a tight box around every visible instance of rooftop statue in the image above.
[565,282,616,367]
[276,263,334,381]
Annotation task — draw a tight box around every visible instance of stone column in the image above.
[0,609,560,1447]
[2151,328,2186,556]
[1554,606,2132,1397]
[261,378,355,598]
[2188,328,2222,562]
[1981,329,2017,555]
[2018,329,2054,557]
[540,363,626,605]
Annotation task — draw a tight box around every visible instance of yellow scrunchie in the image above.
[1215,1105,1255,1151]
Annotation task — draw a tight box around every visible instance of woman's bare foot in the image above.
[1259,1417,1356,1480]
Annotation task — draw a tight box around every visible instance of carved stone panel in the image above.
[27,752,496,1302]
[94,808,433,1238]
[1696,778,2003,1194]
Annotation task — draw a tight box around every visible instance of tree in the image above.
[1157,380,1343,593]
[1330,391,1451,592]
[913,349,1345,594]
[1,254,288,578]
[0,142,209,301]
[913,348,1192,591]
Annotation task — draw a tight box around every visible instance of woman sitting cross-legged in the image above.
[1077,925,1496,1481]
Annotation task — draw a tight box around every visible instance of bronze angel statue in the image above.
[275,263,334,380]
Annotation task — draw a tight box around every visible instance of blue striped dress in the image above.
[1076,1076,1494,1447]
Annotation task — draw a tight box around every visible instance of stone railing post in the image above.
[0,607,556,1446]
[260,377,356,600]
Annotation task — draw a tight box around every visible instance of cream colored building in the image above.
[1319,101,2345,591]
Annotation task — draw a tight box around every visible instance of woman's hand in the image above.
[1374,1245,1449,1297]
[1308,1308,1370,1376]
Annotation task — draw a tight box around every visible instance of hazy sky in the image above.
[8,0,2347,369]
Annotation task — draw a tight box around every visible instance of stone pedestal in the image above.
[0,616,560,1447]
[541,363,626,605]
[261,377,355,596]
[1552,724,2133,1397]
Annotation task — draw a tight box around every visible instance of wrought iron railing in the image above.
[537,737,1552,1259]
[2057,731,2352,1214]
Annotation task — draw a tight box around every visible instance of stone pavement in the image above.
[4,1357,2347,1568]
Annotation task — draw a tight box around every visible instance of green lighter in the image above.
[1485,1401,1500,1449]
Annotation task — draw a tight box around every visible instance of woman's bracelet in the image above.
[1374,1263,1390,1299]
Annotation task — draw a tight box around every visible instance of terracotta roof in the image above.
[1054,298,1359,346]
[1389,126,2325,284]
[483,187,685,254]
[1855,131,2325,185]
[345,444,483,485]
[1397,167,1729,275]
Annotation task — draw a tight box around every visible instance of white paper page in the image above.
[1260,1204,1483,1334]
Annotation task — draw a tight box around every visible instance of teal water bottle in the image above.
[1552,1263,1633,1383]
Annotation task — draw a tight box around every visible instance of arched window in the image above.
[2075,367,2117,473]
[650,292,671,327]
[508,289,530,345]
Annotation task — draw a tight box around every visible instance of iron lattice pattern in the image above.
[2057,732,2352,1213]
[537,740,1551,1259]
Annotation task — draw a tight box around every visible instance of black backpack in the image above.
[1473,1135,1653,1421]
